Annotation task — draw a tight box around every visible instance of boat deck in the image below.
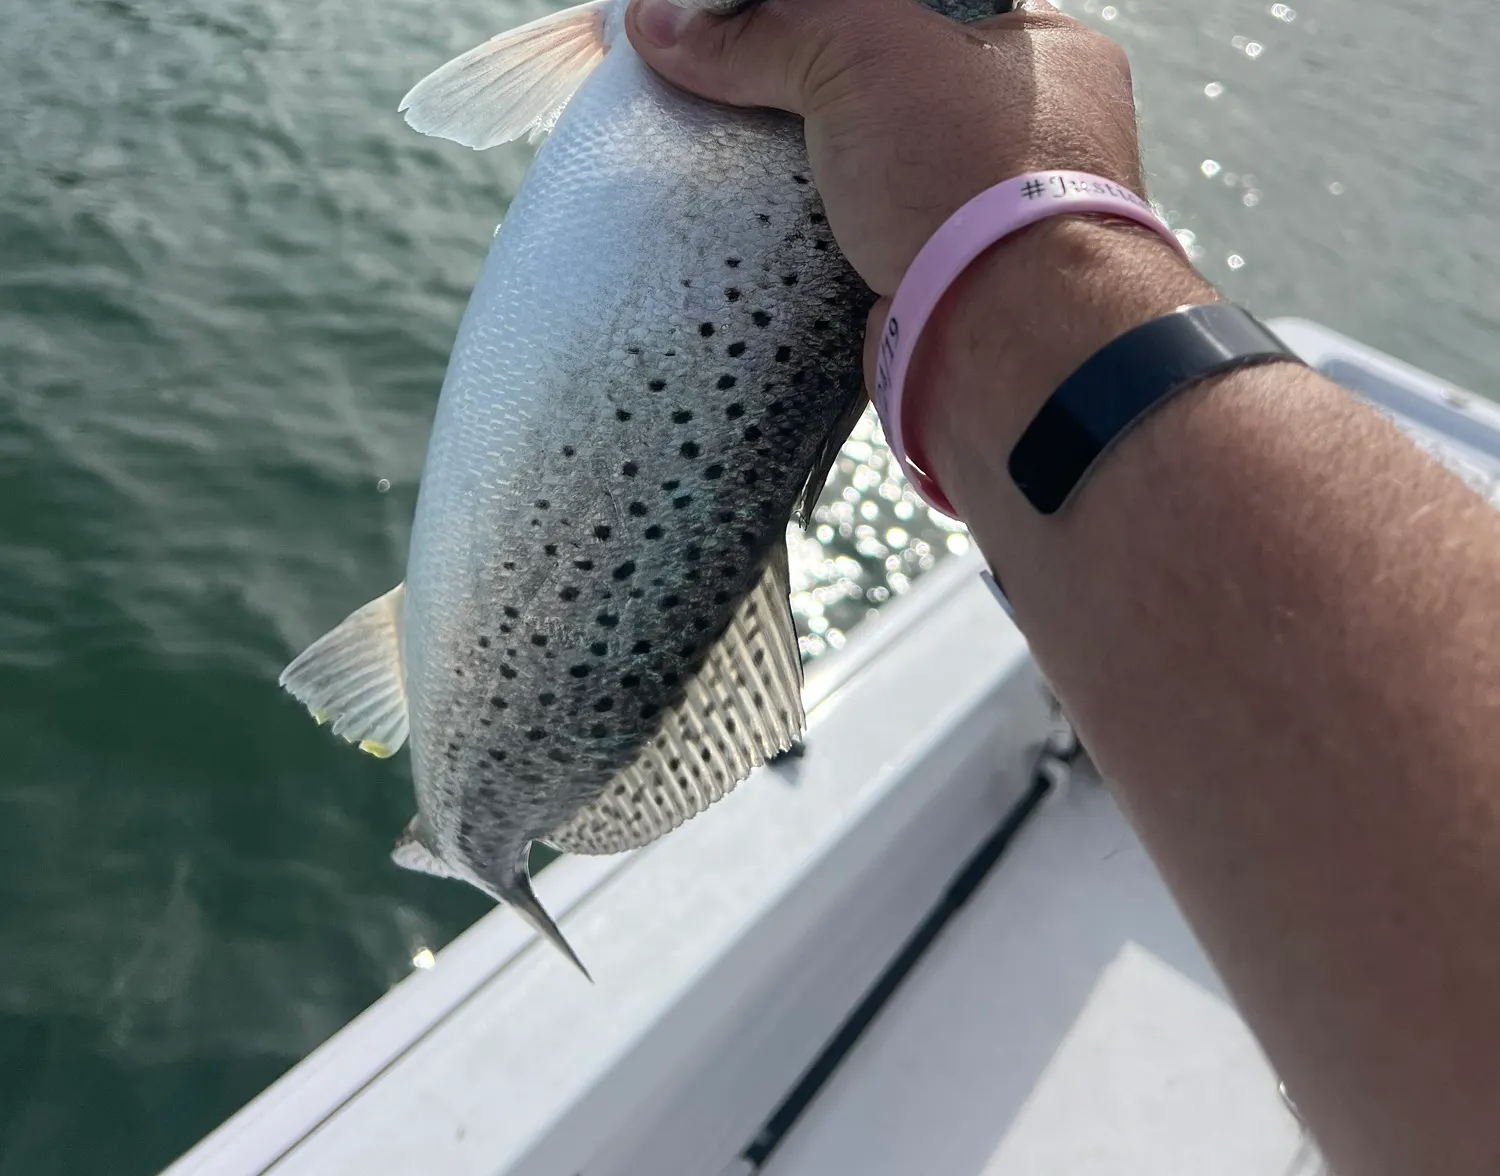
[761,773,1319,1176]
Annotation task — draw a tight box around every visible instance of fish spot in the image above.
[562,445,576,457]
[503,606,520,619]
[739,530,758,547]
[526,728,546,741]
[559,586,579,601]
[725,402,744,419]
[590,723,610,739]
[714,590,732,605]
[684,568,701,583]
[775,345,792,362]
[717,509,735,523]
[699,322,715,337]
[753,648,767,666]
[621,673,642,689]
[503,561,516,571]
[612,560,636,580]
[743,424,762,442]
[531,633,548,647]
[673,494,692,510]
[814,318,830,331]
[792,173,809,185]
[660,594,681,609]
[590,641,608,657]
[647,379,665,392]
[454,666,464,676]
[692,615,710,631]
[684,544,702,561]
[616,408,632,421]
[741,468,759,485]
[717,375,737,390]
[725,257,741,268]
[575,558,594,571]
[628,587,644,599]
[757,212,771,223]
[548,749,572,764]
[752,310,772,327]
[622,461,639,477]
[814,239,831,251]
[810,211,826,224]
[662,670,680,687]
[680,278,692,288]
[535,499,550,510]
[726,341,747,358]
[660,478,680,491]
[753,692,766,709]
[569,664,592,678]
[478,636,490,648]
[597,612,619,628]
[701,746,713,763]
[500,624,512,634]
[594,696,614,712]
[704,464,724,480]
[594,524,612,540]
[628,501,648,517]
[544,543,558,557]
[500,664,517,679]
[680,441,700,459]
[489,749,507,762]
[679,642,697,658]
[539,691,557,705]
[640,703,661,720]
[781,274,799,286]
[725,288,741,302]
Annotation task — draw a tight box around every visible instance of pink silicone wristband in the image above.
[872,170,1189,516]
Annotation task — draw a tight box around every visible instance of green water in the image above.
[0,0,1495,1171]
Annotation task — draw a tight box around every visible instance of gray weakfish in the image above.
[280,0,996,976]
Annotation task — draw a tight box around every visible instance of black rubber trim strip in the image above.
[741,764,1054,1169]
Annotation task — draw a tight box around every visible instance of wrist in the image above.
[907,216,1215,514]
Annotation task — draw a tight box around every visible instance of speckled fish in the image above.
[280,0,994,976]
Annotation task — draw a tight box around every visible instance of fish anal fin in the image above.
[279,584,410,757]
[547,540,803,856]
[399,0,612,151]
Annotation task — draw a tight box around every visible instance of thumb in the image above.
[625,0,912,114]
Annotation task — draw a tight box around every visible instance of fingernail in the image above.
[634,0,692,48]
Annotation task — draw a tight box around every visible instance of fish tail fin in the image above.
[399,0,613,151]
[493,849,593,982]
[279,583,409,758]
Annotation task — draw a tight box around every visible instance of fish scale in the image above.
[281,0,994,975]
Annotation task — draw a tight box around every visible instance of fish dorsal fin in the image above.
[391,816,458,878]
[399,0,613,151]
[279,584,409,758]
[546,542,804,856]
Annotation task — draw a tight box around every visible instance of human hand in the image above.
[625,0,1151,297]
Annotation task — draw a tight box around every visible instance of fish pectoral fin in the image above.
[279,583,410,757]
[391,816,459,878]
[399,0,613,151]
[546,539,805,856]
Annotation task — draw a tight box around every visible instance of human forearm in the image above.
[919,224,1500,1176]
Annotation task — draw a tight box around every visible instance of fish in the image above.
[280,0,998,977]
